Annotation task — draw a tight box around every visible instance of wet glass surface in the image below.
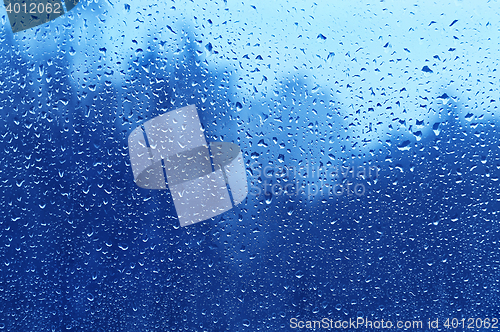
[0,1,499,330]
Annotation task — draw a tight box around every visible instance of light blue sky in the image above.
[6,0,499,151]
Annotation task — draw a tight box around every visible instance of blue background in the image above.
[0,0,499,331]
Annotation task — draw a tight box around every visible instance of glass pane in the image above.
[0,0,498,330]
